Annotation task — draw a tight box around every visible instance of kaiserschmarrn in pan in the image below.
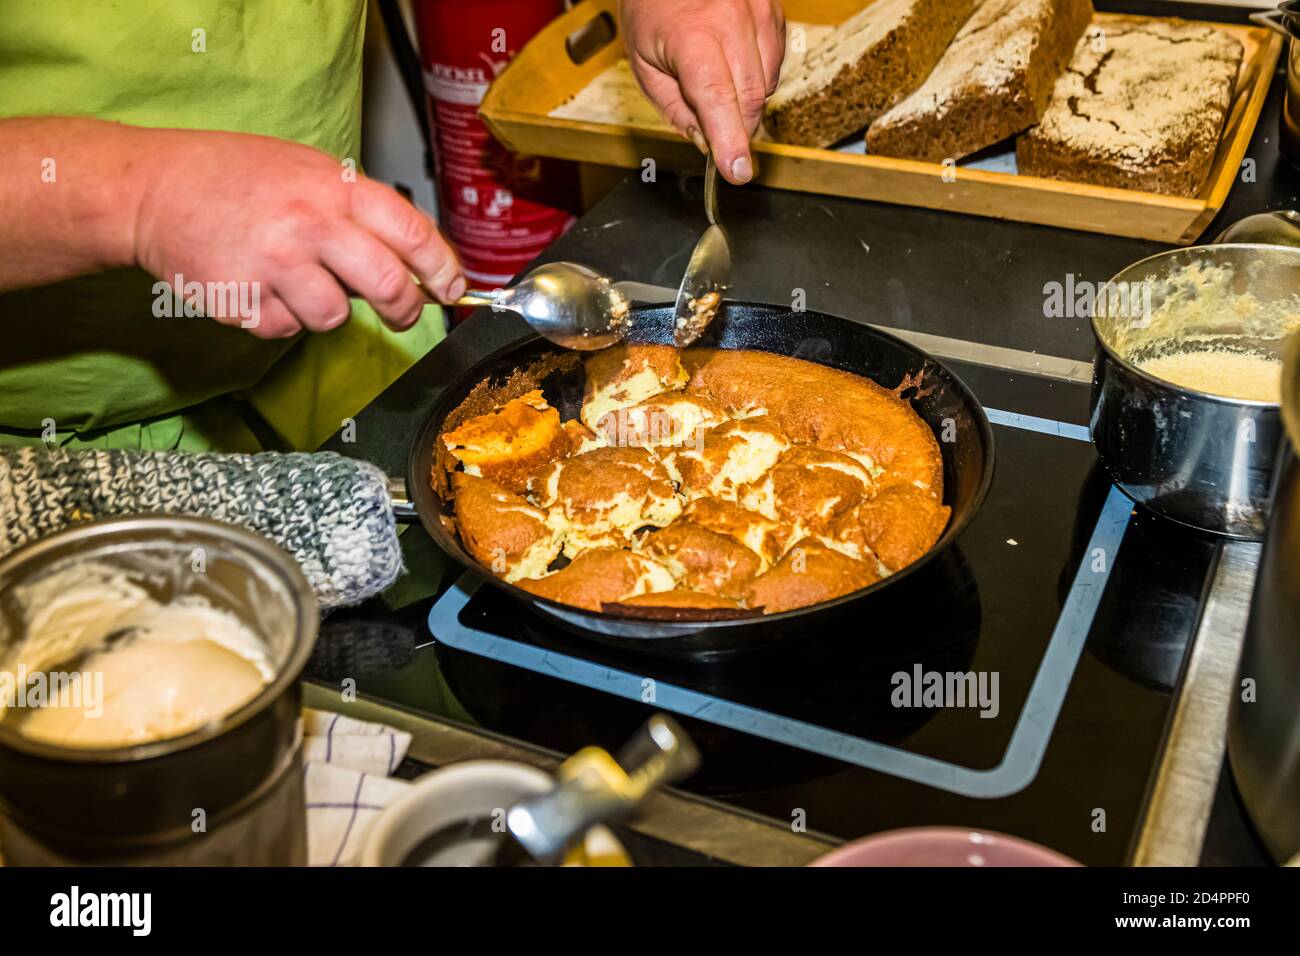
[437,344,950,616]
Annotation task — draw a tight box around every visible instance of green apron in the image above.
[0,0,443,452]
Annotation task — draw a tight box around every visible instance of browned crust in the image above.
[740,445,874,536]
[679,497,795,568]
[615,588,750,613]
[441,390,570,493]
[601,595,765,621]
[668,418,781,493]
[766,0,975,148]
[866,0,1094,162]
[744,540,880,614]
[1016,134,1219,198]
[636,520,763,599]
[833,484,951,572]
[516,549,670,611]
[683,348,944,493]
[451,472,552,576]
[540,445,678,535]
[432,351,581,501]
[562,419,597,446]
[580,343,687,417]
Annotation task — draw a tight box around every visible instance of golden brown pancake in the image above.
[517,549,675,611]
[831,484,951,572]
[660,417,790,500]
[590,393,726,450]
[442,389,569,492]
[634,520,763,599]
[528,446,682,556]
[744,539,880,613]
[441,344,949,616]
[452,473,562,583]
[581,343,689,431]
[683,349,943,493]
[738,445,873,539]
[678,497,795,569]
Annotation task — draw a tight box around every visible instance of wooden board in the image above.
[479,0,1282,245]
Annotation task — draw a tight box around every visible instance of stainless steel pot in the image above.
[0,516,318,865]
[1090,244,1300,539]
[1253,4,1300,168]
[1229,331,1300,863]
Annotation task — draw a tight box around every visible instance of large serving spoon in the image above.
[673,155,732,347]
[451,261,632,350]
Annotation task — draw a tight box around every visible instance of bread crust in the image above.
[867,0,1094,162]
[765,0,975,148]
[1016,17,1243,197]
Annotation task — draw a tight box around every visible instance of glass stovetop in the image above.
[307,360,1222,866]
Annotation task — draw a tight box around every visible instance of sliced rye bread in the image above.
[1016,18,1243,197]
[866,0,1094,162]
[764,0,975,149]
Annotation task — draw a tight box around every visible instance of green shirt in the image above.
[0,0,441,451]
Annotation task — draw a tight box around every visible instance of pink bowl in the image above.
[809,827,1080,867]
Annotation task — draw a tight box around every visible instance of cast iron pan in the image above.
[405,302,995,658]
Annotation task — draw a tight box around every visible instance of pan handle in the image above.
[387,475,420,522]
[1250,9,1294,40]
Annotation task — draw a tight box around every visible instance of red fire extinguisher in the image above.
[410,0,580,297]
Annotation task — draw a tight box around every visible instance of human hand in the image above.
[133,128,465,339]
[620,0,785,185]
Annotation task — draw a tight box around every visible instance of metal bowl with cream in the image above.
[0,516,317,865]
[1090,243,1300,538]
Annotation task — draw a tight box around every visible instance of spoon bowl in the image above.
[457,261,631,350]
[673,156,732,347]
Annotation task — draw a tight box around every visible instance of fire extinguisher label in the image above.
[424,63,490,106]
[416,1,577,288]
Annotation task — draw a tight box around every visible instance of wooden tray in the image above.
[479,0,1282,244]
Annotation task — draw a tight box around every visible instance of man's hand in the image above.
[133,128,465,339]
[0,118,465,340]
[620,0,785,185]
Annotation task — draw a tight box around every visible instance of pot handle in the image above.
[1250,9,1294,40]
[387,475,420,523]
[1283,332,1300,449]
[1214,210,1300,245]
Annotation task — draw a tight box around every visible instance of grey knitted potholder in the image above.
[0,448,404,610]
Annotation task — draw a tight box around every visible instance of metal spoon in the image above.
[453,261,632,350]
[673,155,732,347]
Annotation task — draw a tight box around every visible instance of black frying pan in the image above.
[405,302,995,659]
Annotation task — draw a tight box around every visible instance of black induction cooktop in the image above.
[309,359,1222,866]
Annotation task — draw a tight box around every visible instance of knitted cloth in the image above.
[0,448,403,610]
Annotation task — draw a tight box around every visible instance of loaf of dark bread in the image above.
[764,0,974,148]
[866,0,1094,162]
[1016,17,1243,197]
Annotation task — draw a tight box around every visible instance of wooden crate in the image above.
[479,0,1283,244]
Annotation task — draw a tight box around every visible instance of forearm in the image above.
[0,116,153,291]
